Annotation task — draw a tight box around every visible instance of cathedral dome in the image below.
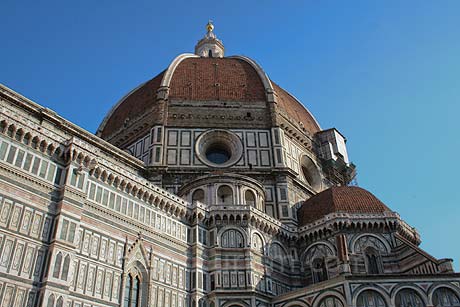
[298,186,391,226]
[97,56,320,140]
[97,24,320,142]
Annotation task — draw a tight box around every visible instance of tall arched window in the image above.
[124,273,142,307]
[395,289,424,307]
[357,290,387,307]
[312,258,328,283]
[318,296,344,307]
[124,275,132,307]
[192,189,205,204]
[53,252,62,278]
[132,276,140,307]
[221,229,244,248]
[47,294,55,307]
[61,255,70,280]
[244,190,256,207]
[56,297,63,307]
[433,287,460,306]
[217,185,233,204]
[364,247,381,274]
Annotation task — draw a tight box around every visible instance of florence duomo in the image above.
[0,18,459,307]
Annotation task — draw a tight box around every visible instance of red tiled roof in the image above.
[99,57,321,139]
[100,71,165,139]
[298,186,391,226]
[169,57,266,102]
[272,82,320,134]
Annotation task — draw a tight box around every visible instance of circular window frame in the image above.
[195,129,243,168]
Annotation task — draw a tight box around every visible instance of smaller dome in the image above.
[298,186,391,226]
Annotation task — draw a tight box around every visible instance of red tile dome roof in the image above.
[298,186,391,226]
[98,55,320,139]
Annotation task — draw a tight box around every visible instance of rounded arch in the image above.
[391,286,428,307]
[244,189,256,207]
[268,241,291,266]
[299,154,322,190]
[217,226,247,248]
[313,292,347,307]
[217,184,234,205]
[192,188,205,204]
[284,301,310,307]
[355,289,389,307]
[301,241,336,265]
[429,285,460,307]
[221,301,250,307]
[251,231,265,254]
[353,286,391,307]
[350,233,391,254]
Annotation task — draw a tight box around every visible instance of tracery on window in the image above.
[124,271,142,307]
[221,229,244,248]
[318,296,344,307]
[364,247,381,274]
[395,289,424,307]
[357,290,387,307]
[53,252,62,278]
[312,258,328,283]
[433,287,460,307]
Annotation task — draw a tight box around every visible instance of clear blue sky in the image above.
[2,1,459,268]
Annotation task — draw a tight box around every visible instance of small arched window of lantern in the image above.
[244,190,256,207]
[124,274,141,307]
[395,289,424,307]
[364,247,381,274]
[192,189,205,204]
[433,287,460,307]
[318,296,344,307]
[221,229,244,248]
[357,290,387,307]
[311,257,328,283]
[217,185,233,205]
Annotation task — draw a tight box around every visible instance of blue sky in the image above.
[2,1,459,268]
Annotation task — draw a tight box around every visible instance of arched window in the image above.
[357,290,387,307]
[364,247,381,274]
[269,243,289,266]
[192,189,205,204]
[132,276,140,307]
[217,185,233,204]
[221,229,244,248]
[395,289,424,307]
[124,271,143,307]
[56,297,63,307]
[61,255,70,280]
[47,294,55,307]
[312,258,328,283]
[252,233,264,253]
[244,190,256,207]
[433,287,460,306]
[318,296,344,307]
[299,155,321,190]
[124,275,132,307]
[53,252,62,278]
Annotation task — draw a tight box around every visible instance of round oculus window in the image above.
[195,130,243,168]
